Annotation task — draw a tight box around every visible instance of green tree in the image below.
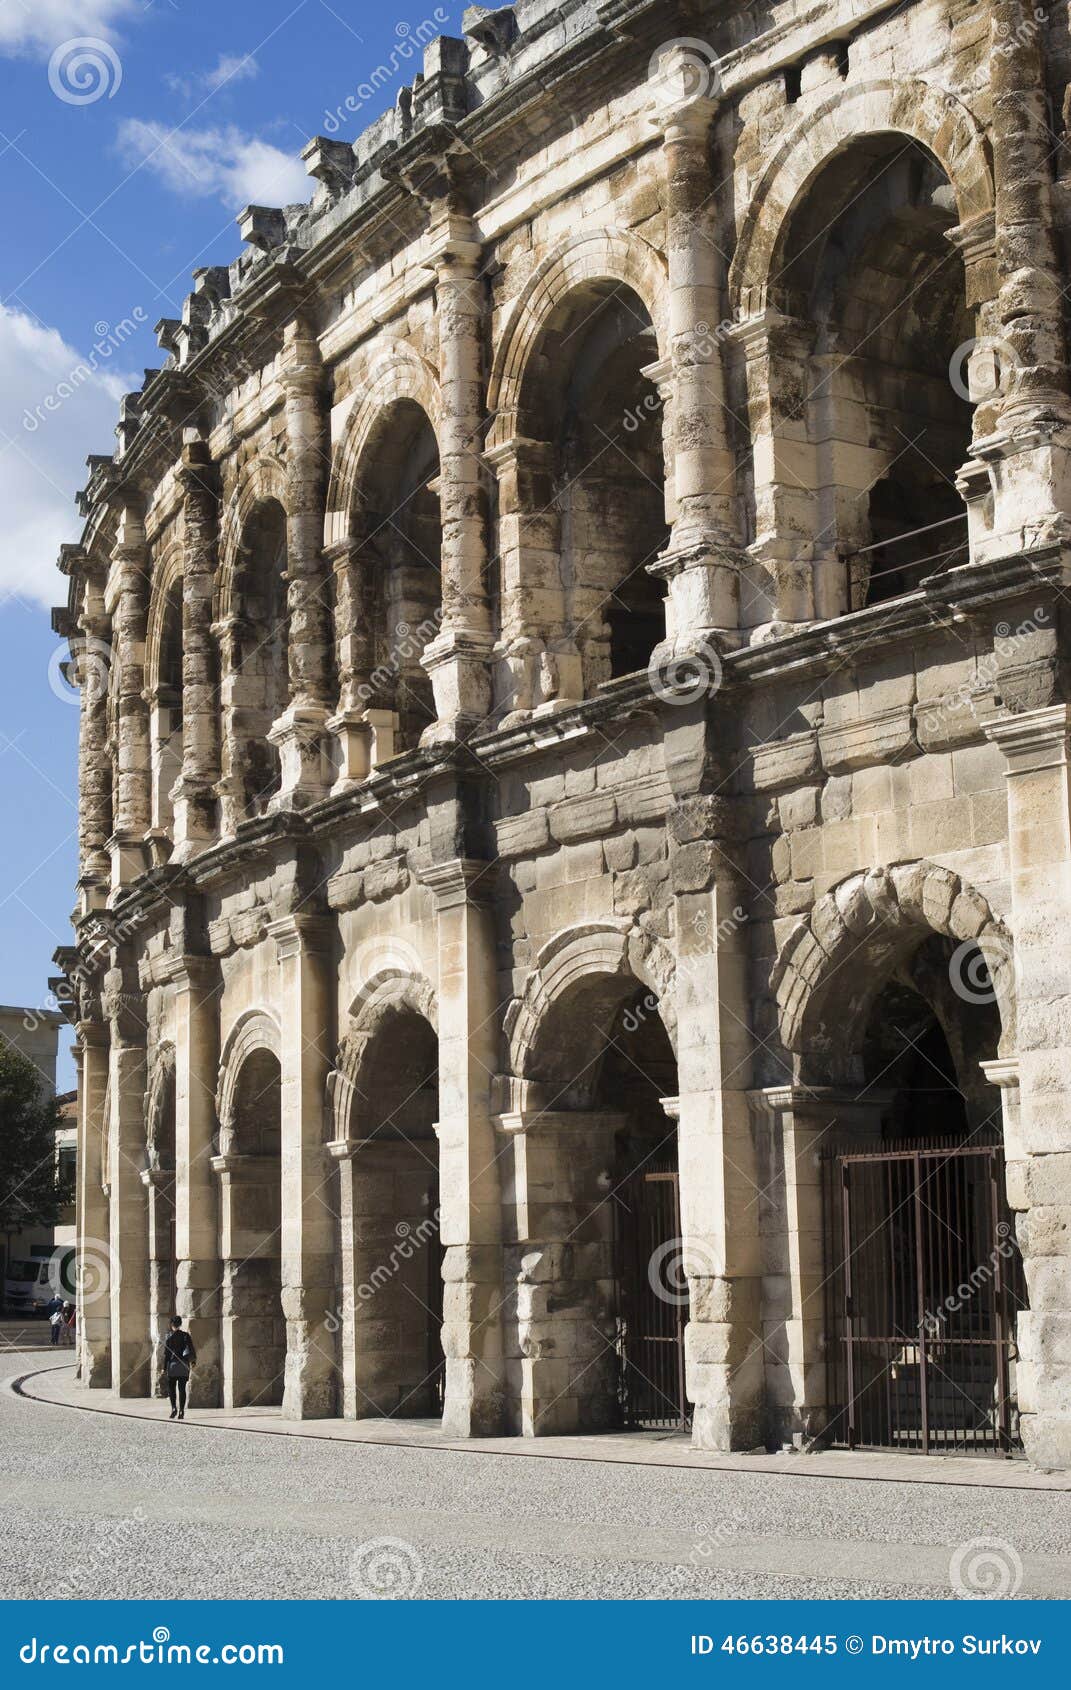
[0,1042,71,1234]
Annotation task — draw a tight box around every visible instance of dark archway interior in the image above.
[771,138,973,606]
[360,400,442,752]
[861,934,1002,1142]
[351,1007,442,1416]
[227,499,289,815]
[227,1047,285,1407]
[518,282,669,688]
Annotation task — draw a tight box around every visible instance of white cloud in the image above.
[117,119,309,209]
[166,53,260,99]
[0,306,137,607]
[0,1,136,56]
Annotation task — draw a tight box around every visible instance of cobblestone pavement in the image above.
[2,1353,1069,1602]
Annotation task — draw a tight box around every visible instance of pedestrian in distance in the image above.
[164,1315,196,1420]
[61,1302,75,1347]
[49,1306,63,1346]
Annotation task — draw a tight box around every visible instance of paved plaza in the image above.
[1,1350,1068,1602]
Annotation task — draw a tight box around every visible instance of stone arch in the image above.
[144,543,183,693]
[506,919,677,1085]
[216,454,288,620]
[728,80,994,317]
[771,861,1016,1068]
[216,1008,282,1141]
[328,968,438,1141]
[487,228,669,451]
[325,344,443,548]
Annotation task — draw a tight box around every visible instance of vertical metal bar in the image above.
[841,1160,856,1449]
[991,1150,1011,1454]
[913,1151,930,1453]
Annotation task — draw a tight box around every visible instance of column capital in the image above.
[166,953,221,994]
[983,703,1070,772]
[267,912,335,960]
[981,1056,1021,1090]
[494,1110,626,1138]
[417,857,494,909]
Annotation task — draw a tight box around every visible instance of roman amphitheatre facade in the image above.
[54,0,1071,1466]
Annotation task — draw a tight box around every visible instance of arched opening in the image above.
[149,580,183,840]
[816,932,1027,1453]
[346,1006,442,1416]
[145,1062,177,1394]
[512,281,669,695]
[765,137,972,611]
[512,968,683,1432]
[356,400,442,753]
[220,499,289,823]
[217,1046,285,1408]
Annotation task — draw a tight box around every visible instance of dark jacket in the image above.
[164,1329,197,1375]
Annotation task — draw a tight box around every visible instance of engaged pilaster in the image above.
[984,704,1071,1467]
[172,435,221,860]
[648,71,743,652]
[419,217,494,743]
[106,505,151,890]
[101,955,150,1396]
[270,320,334,806]
[420,858,505,1436]
[75,1019,112,1387]
[270,913,339,1418]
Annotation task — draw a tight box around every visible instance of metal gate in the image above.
[822,1141,1026,1454]
[616,1161,691,1430]
[425,1177,445,1412]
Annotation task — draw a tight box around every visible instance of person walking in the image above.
[61,1303,75,1347]
[48,1305,63,1346]
[164,1315,196,1420]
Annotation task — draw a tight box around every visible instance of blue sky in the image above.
[0,0,465,1086]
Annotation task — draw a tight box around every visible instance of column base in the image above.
[267,704,332,809]
[420,628,494,745]
[1021,1414,1071,1471]
[326,707,400,786]
[281,1286,339,1420]
[441,1244,506,1436]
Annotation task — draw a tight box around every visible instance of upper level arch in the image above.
[728,80,995,317]
[325,343,443,548]
[487,227,669,451]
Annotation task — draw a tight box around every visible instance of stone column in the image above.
[648,78,742,648]
[728,311,834,628]
[142,1167,174,1393]
[172,954,222,1407]
[270,913,338,1418]
[496,1109,623,1435]
[269,320,334,807]
[485,437,581,717]
[75,1019,111,1386]
[105,506,151,890]
[172,435,220,861]
[71,557,112,915]
[984,703,1071,1467]
[102,957,151,1396]
[420,859,505,1436]
[748,1086,885,1447]
[325,533,398,783]
[419,220,495,742]
[668,801,764,1449]
[966,2,1071,554]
